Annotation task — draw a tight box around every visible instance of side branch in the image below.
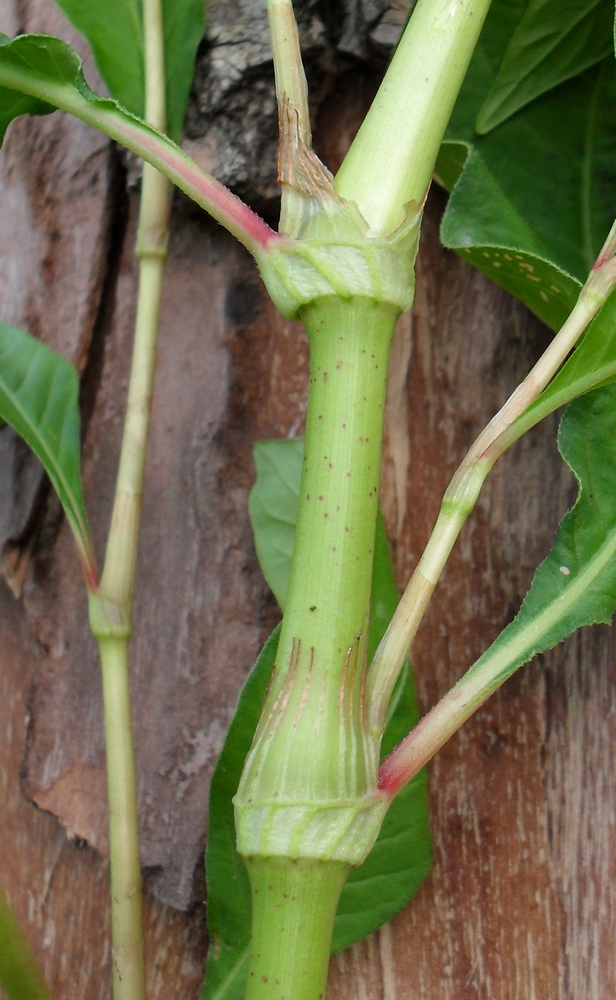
[0,56,282,256]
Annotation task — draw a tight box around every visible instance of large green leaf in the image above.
[53,0,203,141]
[203,440,431,999]
[457,382,616,718]
[476,0,614,134]
[0,323,95,583]
[437,0,616,330]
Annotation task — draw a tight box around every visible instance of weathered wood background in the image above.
[1,1,615,998]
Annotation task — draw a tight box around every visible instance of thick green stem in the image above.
[244,858,348,1000]
[235,297,396,862]
[335,0,492,234]
[0,884,53,1000]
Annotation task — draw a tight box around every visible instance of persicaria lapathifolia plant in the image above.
[1,1,616,998]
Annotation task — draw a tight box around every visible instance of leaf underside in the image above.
[203,440,432,1000]
[0,322,93,573]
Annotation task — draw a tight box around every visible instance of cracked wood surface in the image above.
[1,0,615,997]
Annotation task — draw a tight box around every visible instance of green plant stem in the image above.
[335,0,493,234]
[97,637,144,1000]
[89,3,174,998]
[100,170,171,607]
[235,298,396,868]
[0,884,53,1000]
[368,246,616,752]
[266,0,310,143]
[243,858,349,1000]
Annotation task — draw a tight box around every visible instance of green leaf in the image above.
[203,440,431,998]
[160,0,204,143]
[476,0,614,134]
[437,1,616,330]
[53,0,203,141]
[52,1,144,121]
[463,382,616,711]
[248,439,305,610]
[0,323,95,583]
[0,32,121,149]
[203,626,280,1000]
[0,883,53,1000]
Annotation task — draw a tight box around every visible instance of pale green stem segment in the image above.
[99,173,171,608]
[88,3,175,998]
[368,243,616,752]
[335,0,493,235]
[267,0,311,144]
[243,858,349,1000]
[0,884,53,1000]
[235,297,396,864]
[95,636,145,1000]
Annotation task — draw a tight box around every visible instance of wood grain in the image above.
[1,1,615,997]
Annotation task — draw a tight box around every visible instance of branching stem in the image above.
[369,243,616,782]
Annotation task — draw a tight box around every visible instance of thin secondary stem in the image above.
[379,486,616,795]
[99,177,171,606]
[367,255,616,737]
[98,638,144,1000]
[93,2,174,997]
[267,0,310,144]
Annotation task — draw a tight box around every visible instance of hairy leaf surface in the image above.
[0,323,94,579]
[476,0,614,134]
[437,1,616,330]
[52,0,203,141]
[203,440,431,999]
